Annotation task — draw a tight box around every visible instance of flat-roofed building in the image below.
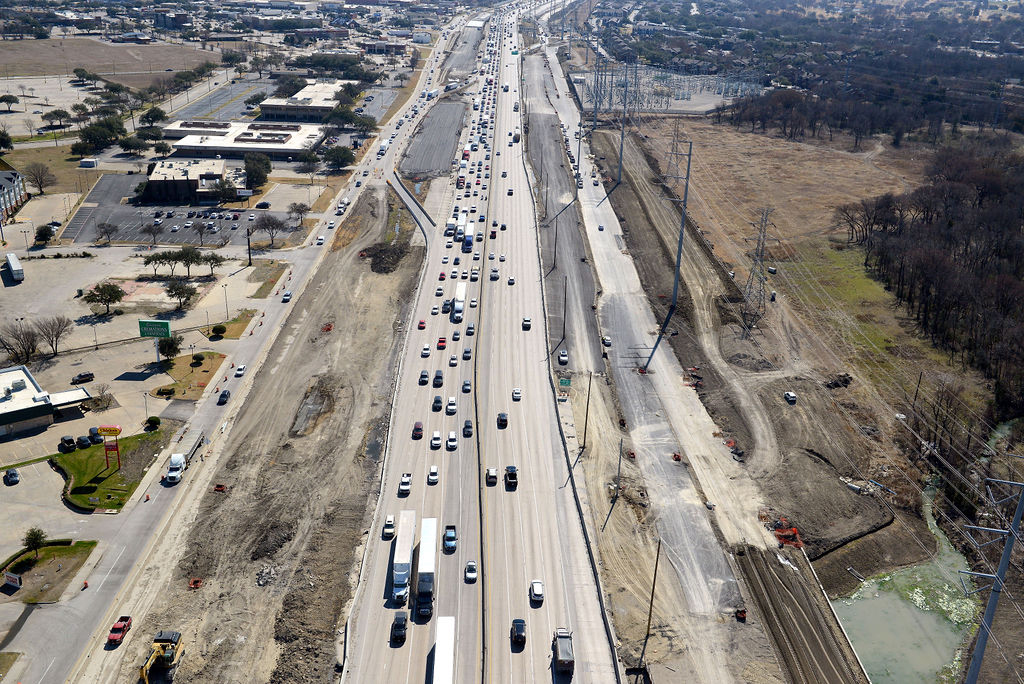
[0,365,90,438]
[142,159,226,203]
[167,121,326,160]
[258,79,359,122]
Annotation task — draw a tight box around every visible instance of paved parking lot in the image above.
[173,75,274,122]
[63,174,290,246]
[399,100,468,175]
[359,87,398,124]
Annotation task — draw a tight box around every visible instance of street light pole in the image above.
[222,283,229,320]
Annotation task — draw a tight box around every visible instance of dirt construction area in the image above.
[97,186,423,682]
[585,118,961,682]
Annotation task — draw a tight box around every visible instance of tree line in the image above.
[834,137,1024,416]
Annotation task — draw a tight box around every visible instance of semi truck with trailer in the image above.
[391,510,416,604]
[415,517,438,620]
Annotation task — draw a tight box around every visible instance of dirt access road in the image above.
[91,187,423,683]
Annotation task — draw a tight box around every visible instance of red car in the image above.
[107,615,132,646]
[438,337,447,349]
[418,320,426,330]
[412,421,423,439]
[439,272,446,280]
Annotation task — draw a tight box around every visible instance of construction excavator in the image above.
[138,630,184,683]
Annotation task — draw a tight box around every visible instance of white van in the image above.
[165,453,188,484]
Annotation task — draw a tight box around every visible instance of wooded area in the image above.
[834,138,1024,417]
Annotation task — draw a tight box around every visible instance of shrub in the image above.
[211,324,227,336]
[192,353,205,363]
[113,308,124,315]
[146,415,161,427]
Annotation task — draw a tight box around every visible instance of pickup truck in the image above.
[486,468,498,485]
[443,524,458,553]
[107,615,132,646]
[504,465,518,489]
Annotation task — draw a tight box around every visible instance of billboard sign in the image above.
[139,320,170,338]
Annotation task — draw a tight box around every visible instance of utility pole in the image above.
[638,537,662,668]
[615,437,623,499]
[581,372,593,450]
[961,478,1024,684]
[645,134,693,372]
[561,275,567,340]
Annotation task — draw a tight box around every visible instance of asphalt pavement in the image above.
[399,100,469,176]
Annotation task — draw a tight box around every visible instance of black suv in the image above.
[510,618,526,645]
[497,412,508,429]
[391,612,408,644]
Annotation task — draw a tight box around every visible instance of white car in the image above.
[442,256,450,264]
[465,560,478,582]
[489,252,495,260]
[470,298,478,308]
[427,465,439,485]
[449,354,458,367]
[431,305,439,315]
[446,431,458,450]
[512,388,521,401]
[316,235,325,245]
[529,579,544,603]
[435,287,444,296]
[248,214,255,221]
[558,350,568,365]
[170,225,180,232]
[430,430,442,449]
[783,391,798,404]
[382,515,395,539]
[421,345,431,357]
[234,364,247,377]
[328,221,335,229]
[499,253,506,262]
[398,473,412,495]
[446,397,457,414]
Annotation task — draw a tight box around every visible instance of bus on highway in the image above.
[433,616,455,684]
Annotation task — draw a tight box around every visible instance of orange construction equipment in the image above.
[188,578,203,589]
[774,517,804,549]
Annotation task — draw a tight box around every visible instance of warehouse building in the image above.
[258,79,359,122]
[165,121,326,160]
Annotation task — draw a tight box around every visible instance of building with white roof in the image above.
[0,366,90,437]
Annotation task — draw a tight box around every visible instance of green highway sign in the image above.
[139,320,170,338]
[559,378,571,387]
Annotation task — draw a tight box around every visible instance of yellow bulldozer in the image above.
[138,630,184,683]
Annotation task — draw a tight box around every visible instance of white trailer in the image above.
[5,253,23,281]
[415,518,437,619]
[452,282,467,323]
[433,616,455,684]
[391,510,417,603]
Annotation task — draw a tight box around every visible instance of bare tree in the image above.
[22,162,57,194]
[140,223,164,246]
[0,320,40,362]
[35,315,75,355]
[96,222,119,244]
[92,382,113,409]
[287,202,311,225]
[253,213,290,247]
[191,222,211,247]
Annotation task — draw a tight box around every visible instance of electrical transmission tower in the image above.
[960,477,1024,684]
[742,208,775,334]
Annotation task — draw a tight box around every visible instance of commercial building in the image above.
[0,366,90,438]
[0,159,28,221]
[165,121,325,160]
[258,79,358,122]
[141,159,227,203]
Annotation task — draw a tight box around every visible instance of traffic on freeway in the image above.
[343,5,617,683]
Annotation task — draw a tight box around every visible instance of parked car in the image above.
[60,435,76,451]
[76,436,92,449]
[88,427,103,444]
[4,468,19,485]
[71,371,94,384]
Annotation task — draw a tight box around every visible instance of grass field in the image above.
[52,429,169,510]
[0,38,215,78]
[3,144,101,194]
[152,352,227,401]
[248,259,288,298]
[201,309,256,339]
[7,541,97,603]
[0,653,17,679]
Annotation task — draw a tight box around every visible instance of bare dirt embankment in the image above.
[117,187,424,682]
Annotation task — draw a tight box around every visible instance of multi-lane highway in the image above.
[344,7,618,684]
